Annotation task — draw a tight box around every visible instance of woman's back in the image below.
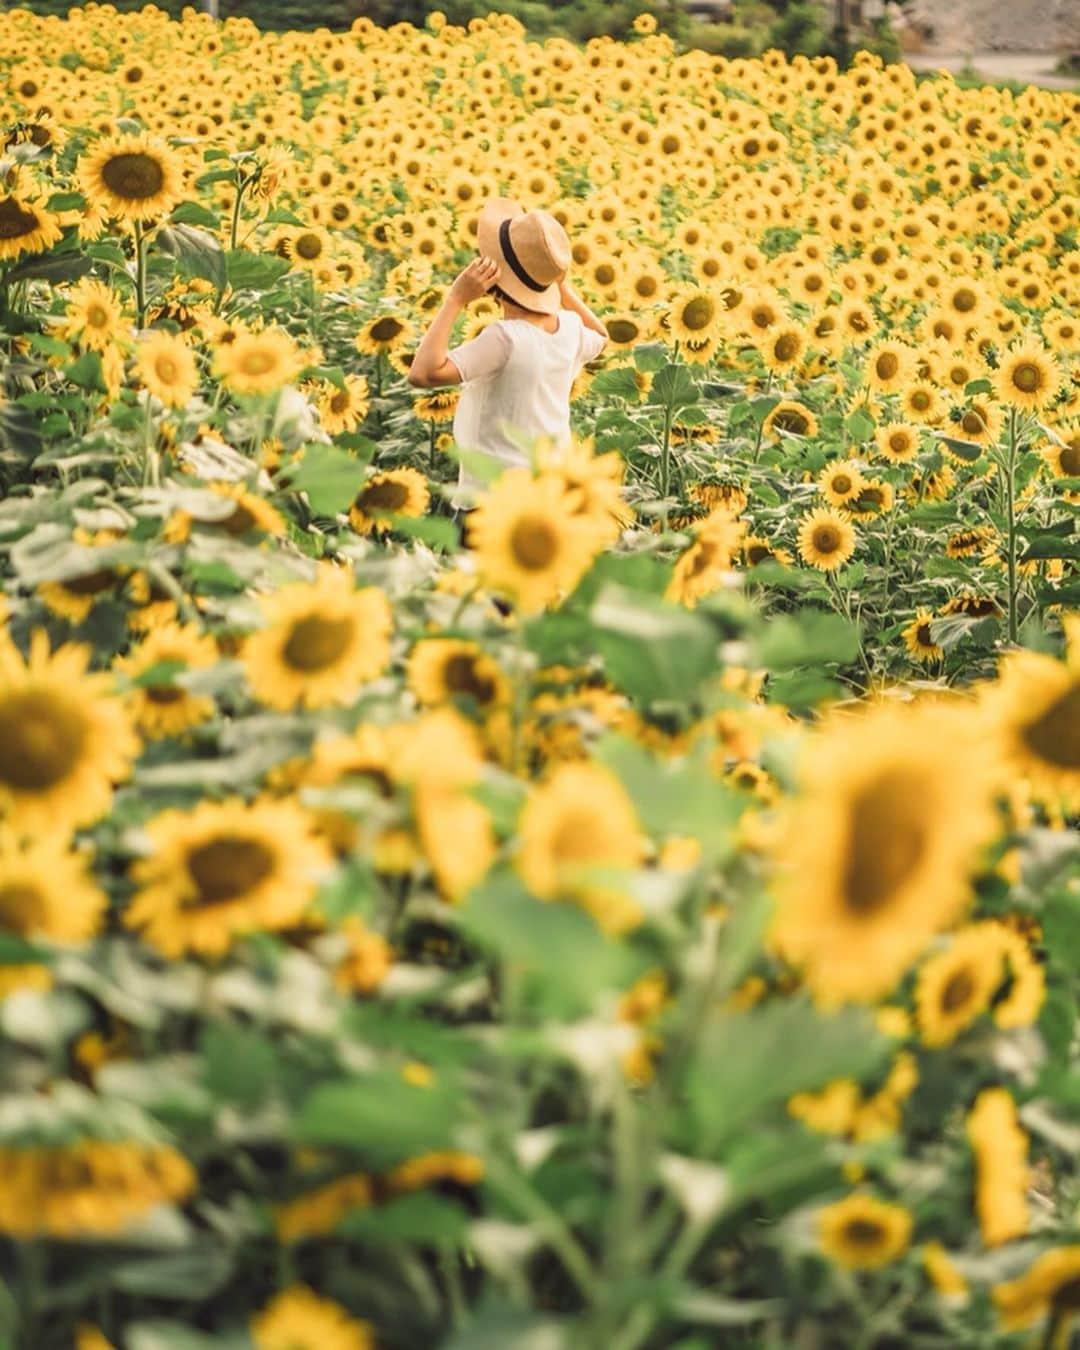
[449,310,606,489]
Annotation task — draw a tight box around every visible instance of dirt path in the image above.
[904,47,1078,89]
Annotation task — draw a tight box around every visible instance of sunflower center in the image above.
[910,390,931,411]
[369,317,403,343]
[240,350,276,376]
[1011,362,1041,393]
[222,502,256,536]
[86,304,110,328]
[145,682,185,704]
[360,480,409,513]
[889,433,911,454]
[0,197,40,240]
[63,568,115,597]
[185,835,274,906]
[608,320,639,344]
[916,623,933,646]
[100,152,166,201]
[509,516,559,570]
[1021,682,1080,769]
[749,305,773,331]
[775,411,808,435]
[941,968,976,1012]
[1052,1277,1080,1313]
[775,334,799,361]
[0,690,88,791]
[875,353,899,380]
[443,653,496,704]
[842,1219,885,1248]
[812,525,841,554]
[1061,442,1080,476]
[681,296,715,332]
[282,614,355,672]
[552,814,603,866]
[952,288,977,313]
[0,884,42,934]
[831,474,852,495]
[329,390,350,414]
[842,769,927,915]
[154,355,179,383]
[294,232,323,260]
[960,411,985,436]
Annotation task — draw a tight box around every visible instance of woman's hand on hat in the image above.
[449,256,500,304]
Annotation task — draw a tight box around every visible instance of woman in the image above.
[408,197,608,500]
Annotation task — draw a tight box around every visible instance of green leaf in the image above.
[294,1072,462,1166]
[112,1246,234,1299]
[45,191,86,212]
[965,377,993,396]
[200,1023,280,1112]
[0,934,51,966]
[589,582,718,705]
[170,201,221,230]
[937,433,983,463]
[451,446,506,486]
[387,513,459,549]
[338,1192,470,1246]
[1021,531,1080,561]
[633,343,669,374]
[843,407,875,442]
[155,224,226,291]
[461,871,638,1018]
[225,249,291,291]
[756,610,859,670]
[594,735,740,863]
[445,1303,568,1350]
[590,366,643,400]
[282,443,371,515]
[650,362,698,411]
[687,999,887,1149]
[3,251,93,286]
[64,349,107,394]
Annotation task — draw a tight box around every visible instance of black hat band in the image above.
[499,218,548,293]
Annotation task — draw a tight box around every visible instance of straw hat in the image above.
[477,197,570,316]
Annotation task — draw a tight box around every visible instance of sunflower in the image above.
[796,509,856,571]
[875,421,920,464]
[763,399,818,440]
[817,1193,913,1270]
[387,1150,484,1192]
[818,461,865,508]
[865,339,916,393]
[946,526,994,559]
[354,312,414,356]
[900,380,946,425]
[0,192,63,261]
[758,323,806,372]
[56,278,128,353]
[77,132,184,222]
[0,1140,194,1239]
[251,1286,373,1350]
[1039,430,1080,480]
[950,399,1002,448]
[38,560,121,625]
[274,1173,374,1243]
[315,374,369,435]
[407,637,508,711]
[770,701,998,1004]
[984,621,1080,807]
[967,1087,1029,1248]
[993,341,1061,412]
[538,437,631,544]
[0,630,139,834]
[0,831,107,944]
[348,467,430,536]
[992,1247,1080,1334]
[922,1242,969,1301]
[667,511,745,608]
[414,778,496,902]
[136,331,198,409]
[114,621,217,740]
[516,761,644,934]
[902,609,942,664]
[742,534,794,568]
[125,796,332,958]
[604,312,647,348]
[214,328,304,396]
[915,925,1004,1047]
[413,389,459,424]
[244,564,392,712]
[467,469,604,613]
[666,286,723,342]
[284,225,332,272]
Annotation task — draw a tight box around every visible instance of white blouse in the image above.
[447,311,606,496]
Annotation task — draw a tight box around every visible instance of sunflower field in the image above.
[1,4,1080,1348]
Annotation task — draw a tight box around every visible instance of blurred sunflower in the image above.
[125,795,331,957]
[817,1193,912,1270]
[214,328,303,396]
[0,831,107,943]
[407,637,508,711]
[251,1286,374,1350]
[77,132,184,221]
[992,1248,1080,1334]
[354,312,413,356]
[771,702,999,1003]
[114,621,218,740]
[967,1087,1029,1248]
[57,278,128,352]
[0,192,62,261]
[137,330,198,408]
[244,564,392,711]
[348,467,429,535]
[0,630,138,833]
[914,924,1004,1047]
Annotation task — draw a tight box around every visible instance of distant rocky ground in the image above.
[898,0,1080,55]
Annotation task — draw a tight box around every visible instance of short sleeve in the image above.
[577,318,608,365]
[447,322,512,383]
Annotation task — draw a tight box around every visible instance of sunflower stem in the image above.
[1004,406,1019,646]
[133,219,148,329]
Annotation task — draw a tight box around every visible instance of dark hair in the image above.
[491,282,544,316]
